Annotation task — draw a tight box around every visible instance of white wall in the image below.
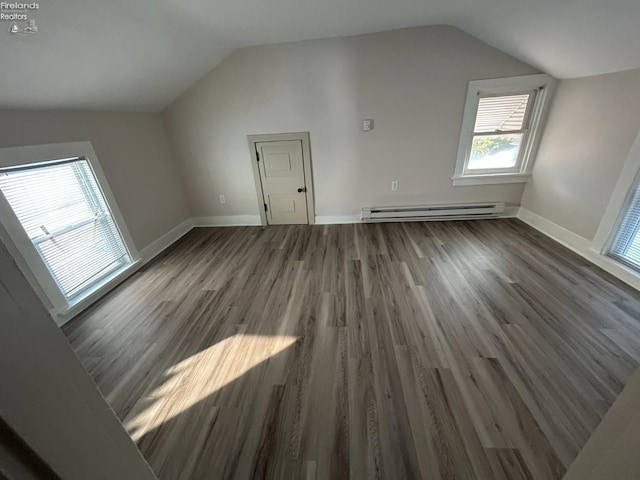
[164,26,539,220]
[521,68,640,240]
[0,110,190,250]
[563,366,640,480]
[0,233,156,479]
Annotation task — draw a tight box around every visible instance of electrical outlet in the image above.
[362,119,374,131]
[219,194,226,204]
[391,181,398,192]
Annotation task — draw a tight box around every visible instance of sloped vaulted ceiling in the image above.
[1,0,639,111]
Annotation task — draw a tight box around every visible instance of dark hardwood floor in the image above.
[63,219,640,479]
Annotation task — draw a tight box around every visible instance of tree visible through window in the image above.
[467,93,534,171]
[453,74,554,186]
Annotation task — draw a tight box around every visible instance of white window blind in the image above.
[453,75,554,186]
[474,94,531,133]
[467,92,535,171]
[609,179,640,270]
[0,158,130,299]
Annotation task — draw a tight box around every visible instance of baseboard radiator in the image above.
[361,202,505,222]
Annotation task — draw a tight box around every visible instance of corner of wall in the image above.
[516,207,640,292]
[139,218,194,264]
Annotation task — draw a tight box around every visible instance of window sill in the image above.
[596,249,640,282]
[452,173,531,187]
[51,259,141,326]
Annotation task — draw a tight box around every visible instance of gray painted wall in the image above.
[0,110,190,250]
[0,232,156,479]
[163,26,539,219]
[563,366,640,480]
[521,68,640,240]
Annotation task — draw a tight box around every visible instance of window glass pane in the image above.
[609,180,640,270]
[474,94,531,133]
[467,133,523,170]
[0,159,130,299]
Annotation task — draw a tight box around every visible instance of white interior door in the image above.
[256,140,309,225]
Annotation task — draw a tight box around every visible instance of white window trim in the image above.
[535,129,640,293]
[593,131,640,257]
[0,141,140,324]
[516,130,640,294]
[452,74,556,186]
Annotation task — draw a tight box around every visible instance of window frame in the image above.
[0,141,140,323]
[604,168,640,272]
[453,74,556,186]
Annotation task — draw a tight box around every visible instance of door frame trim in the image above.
[247,132,315,226]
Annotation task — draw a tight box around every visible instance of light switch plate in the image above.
[219,194,226,204]
[362,119,374,131]
[391,181,398,191]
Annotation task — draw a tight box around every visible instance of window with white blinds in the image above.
[467,92,535,172]
[0,158,131,299]
[474,93,531,133]
[608,178,640,271]
[453,75,554,186]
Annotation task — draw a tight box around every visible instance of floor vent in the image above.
[361,202,505,222]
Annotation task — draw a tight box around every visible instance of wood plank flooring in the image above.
[63,219,640,479]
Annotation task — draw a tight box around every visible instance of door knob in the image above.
[297,187,306,193]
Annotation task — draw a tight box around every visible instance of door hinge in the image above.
[264,203,268,212]
[256,151,260,162]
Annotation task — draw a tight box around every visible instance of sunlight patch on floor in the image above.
[124,334,298,441]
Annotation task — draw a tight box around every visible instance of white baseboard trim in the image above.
[139,218,195,264]
[55,218,195,326]
[193,215,262,227]
[54,207,640,328]
[517,208,592,253]
[315,215,361,224]
[502,205,520,218]
[517,207,640,292]
[190,209,517,228]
